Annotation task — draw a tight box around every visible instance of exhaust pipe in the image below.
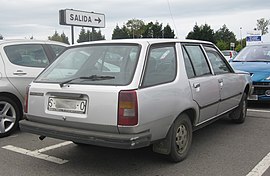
[39,135,46,140]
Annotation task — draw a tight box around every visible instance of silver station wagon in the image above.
[20,39,252,162]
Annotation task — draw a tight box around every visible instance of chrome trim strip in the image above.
[195,105,238,126]
[29,92,44,96]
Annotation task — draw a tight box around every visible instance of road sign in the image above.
[246,35,261,42]
[246,35,262,45]
[59,9,105,28]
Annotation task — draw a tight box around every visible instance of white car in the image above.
[0,39,67,137]
[222,50,238,60]
[20,39,252,162]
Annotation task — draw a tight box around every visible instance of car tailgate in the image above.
[27,83,120,130]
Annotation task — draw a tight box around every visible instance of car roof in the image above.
[70,38,213,48]
[0,39,68,46]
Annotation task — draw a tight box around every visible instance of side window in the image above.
[182,46,195,78]
[184,45,211,77]
[4,44,49,68]
[142,45,176,87]
[50,44,66,57]
[204,46,231,74]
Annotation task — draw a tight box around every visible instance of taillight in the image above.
[24,85,30,113]
[118,90,138,126]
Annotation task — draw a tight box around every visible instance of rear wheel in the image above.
[169,113,192,162]
[0,96,21,138]
[230,92,247,124]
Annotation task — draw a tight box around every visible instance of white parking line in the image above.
[34,141,73,153]
[247,109,270,113]
[246,152,270,176]
[247,109,270,119]
[2,141,73,164]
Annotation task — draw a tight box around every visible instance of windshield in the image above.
[233,44,270,62]
[35,44,141,85]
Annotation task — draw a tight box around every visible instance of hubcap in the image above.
[175,124,188,154]
[0,101,16,134]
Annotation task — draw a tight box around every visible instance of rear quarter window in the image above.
[142,44,177,87]
[50,44,66,56]
[4,44,49,68]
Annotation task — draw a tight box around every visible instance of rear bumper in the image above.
[248,94,270,101]
[19,120,151,149]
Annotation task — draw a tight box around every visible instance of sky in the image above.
[1,0,270,44]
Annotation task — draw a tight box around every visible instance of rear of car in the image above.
[230,44,270,101]
[222,50,237,60]
[0,40,67,137]
[22,42,151,148]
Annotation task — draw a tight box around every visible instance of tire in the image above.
[169,113,192,162]
[229,92,247,124]
[0,96,21,138]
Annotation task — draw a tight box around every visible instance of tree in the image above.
[216,40,228,51]
[91,29,105,41]
[126,19,145,38]
[142,22,163,38]
[256,18,269,35]
[77,28,88,43]
[77,28,105,43]
[186,23,215,43]
[60,33,69,44]
[112,24,130,39]
[111,19,175,39]
[235,38,246,52]
[214,24,236,49]
[163,24,175,38]
[48,31,70,44]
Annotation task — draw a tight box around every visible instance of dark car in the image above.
[230,43,270,101]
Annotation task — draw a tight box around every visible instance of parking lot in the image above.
[0,103,269,176]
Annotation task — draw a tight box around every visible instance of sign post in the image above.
[59,9,105,44]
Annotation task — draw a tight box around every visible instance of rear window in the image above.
[35,44,141,86]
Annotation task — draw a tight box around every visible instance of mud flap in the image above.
[152,125,173,155]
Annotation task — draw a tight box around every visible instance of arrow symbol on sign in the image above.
[95,17,102,23]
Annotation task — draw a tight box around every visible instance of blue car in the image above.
[230,43,270,101]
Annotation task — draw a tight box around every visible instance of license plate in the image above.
[48,97,87,114]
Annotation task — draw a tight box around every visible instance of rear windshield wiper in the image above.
[59,75,115,87]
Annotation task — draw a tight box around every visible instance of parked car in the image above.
[222,50,238,60]
[20,39,252,162]
[230,43,270,101]
[0,39,67,137]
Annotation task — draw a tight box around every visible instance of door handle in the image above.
[218,79,223,83]
[193,83,200,88]
[218,79,224,87]
[13,70,27,76]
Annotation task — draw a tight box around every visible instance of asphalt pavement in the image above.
[0,103,269,176]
